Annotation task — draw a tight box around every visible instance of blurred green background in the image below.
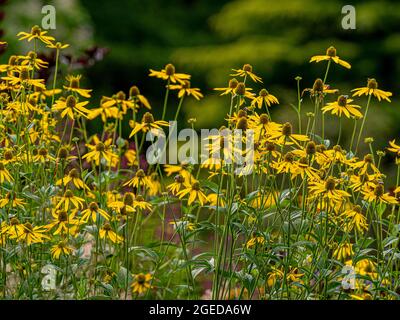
[3,0,400,180]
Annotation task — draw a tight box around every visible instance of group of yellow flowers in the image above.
[0,25,399,300]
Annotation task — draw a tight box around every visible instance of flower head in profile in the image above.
[11,223,50,246]
[310,46,351,69]
[0,161,13,184]
[322,95,362,119]
[251,89,279,109]
[82,136,118,166]
[129,85,151,110]
[2,66,46,90]
[177,181,208,206]
[64,75,92,98]
[52,95,91,120]
[169,80,203,100]
[128,112,169,137]
[214,78,240,96]
[51,241,74,259]
[17,25,55,45]
[332,242,354,261]
[363,184,397,204]
[231,64,263,83]
[149,63,190,84]
[99,222,123,244]
[80,202,110,223]
[387,140,400,157]
[352,78,392,102]
[131,273,152,294]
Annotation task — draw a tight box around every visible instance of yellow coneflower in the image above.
[303,78,338,99]
[322,95,362,119]
[340,205,368,234]
[310,46,351,69]
[47,41,69,50]
[18,51,49,70]
[2,66,46,89]
[123,169,152,190]
[56,168,89,190]
[101,91,134,113]
[129,85,151,110]
[213,78,240,95]
[33,147,56,163]
[17,25,55,45]
[332,242,354,261]
[362,184,397,205]
[64,75,92,98]
[0,192,25,208]
[56,189,85,211]
[11,223,50,246]
[177,181,208,206]
[352,78,392,102]
[387,140,400,157]
[308,177,350,203]
[51,241,74,259]
[133,195,152,211]
[131,273,152,294]
[46,209,79,235]
[231,64,263,83]
[0,161,13,183]
[251,89,279,108]
[128,112,169,137]
[149,63,190,84]
[52,95,91,120]
[99,222,124,244]
[269,122,309,147]
[246,235,265,249]
[80,202,110,223]
[167,174,186,195]
[82,137,118,166]
[351,154,379,175]
[169,80,203,100]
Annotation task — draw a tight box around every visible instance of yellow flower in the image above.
[352,78,392,102]
[0,192,25,208]
[99,222,124,243]
[11,223,50,245]
[56,168,89,190]
[131,273,152,294]
[351,154,379,175]
[213,78,240,95]
[17,25,55,45]
[169,80,203,100]
[231,63,262,83]
[33,147,56,163]
[80,202,110,223]
[64,75,92,98]
[246,235,265,249]
[0,161,13,183]
[340,205,368,234]
[177,181,208,206]
[101,91,134,113]
[123,169,152,190]
[55,189,85,211]
[128,112,169,137]
[47,41,69,50]
[332,242,354,261]
[51,241,74,259]
[362,184,397,205]
[308,177,350,203]
[251,89,279,108]
[269,122,309,147]
[310,46,351,69]
[46,209,80,235]
[322,95,362,119]
[52,95,91,120]
[18,51,49,70]
[82,137,118,166]
[387,140,400,157]
[133,195,152,211]
[149,63,190,84]
[2,66,46,90]
[167,174,186,195]
[129,85,151,110]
